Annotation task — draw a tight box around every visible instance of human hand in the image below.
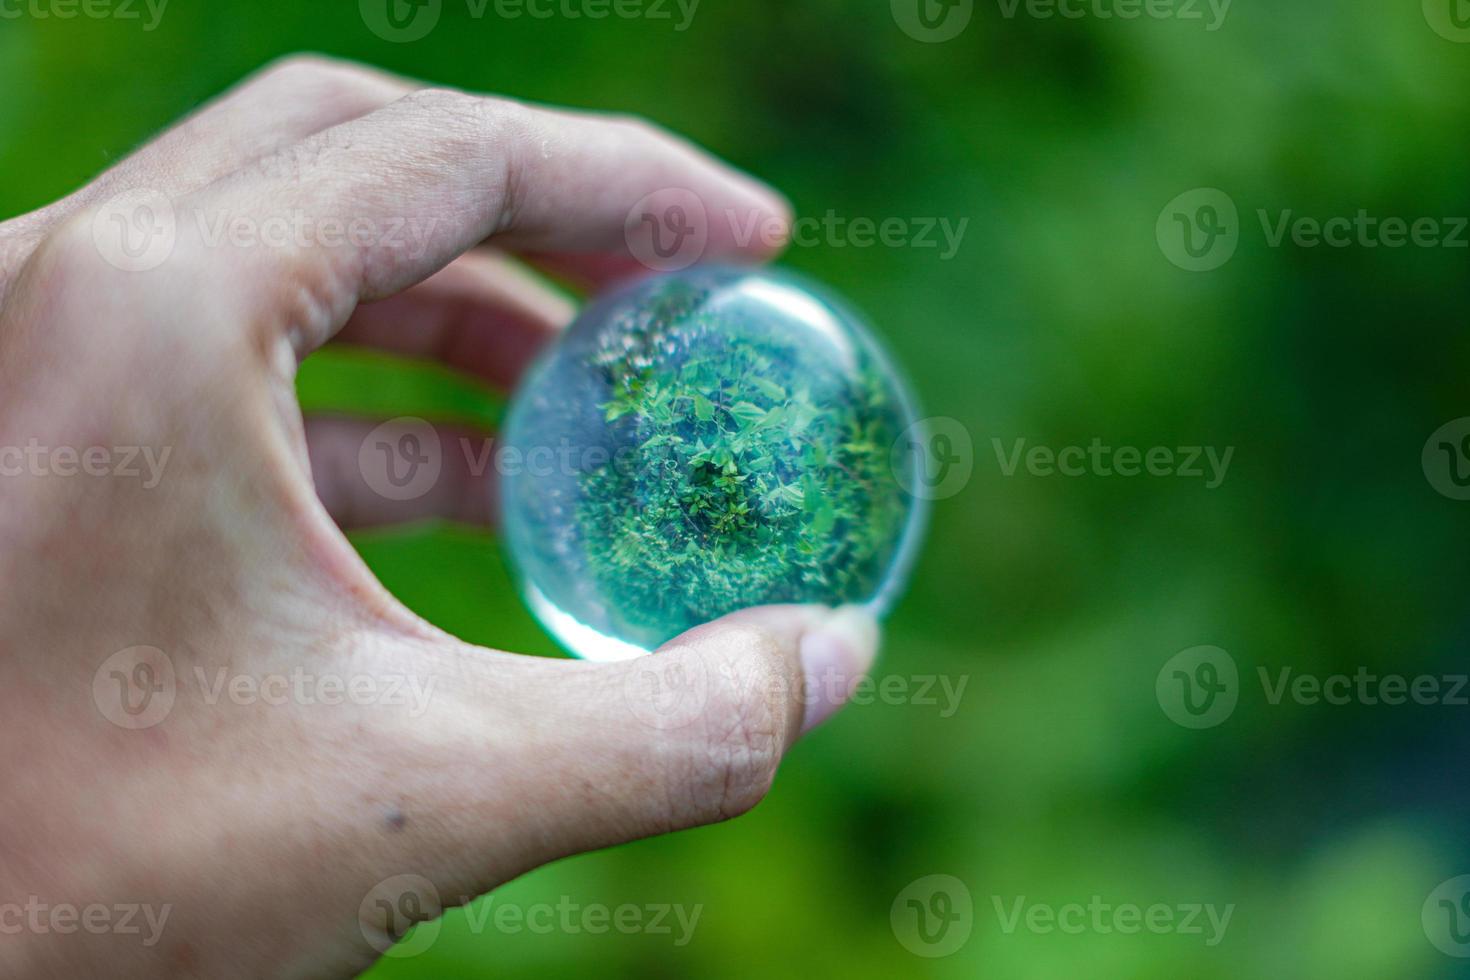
[0,54,879,978]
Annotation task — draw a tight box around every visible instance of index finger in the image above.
[174,88,793,356]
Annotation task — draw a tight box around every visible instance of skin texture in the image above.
[0,55,880,979]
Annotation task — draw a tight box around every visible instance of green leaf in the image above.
[729,401,766,427]
[810,499,837,536]
[692,392,715,422]
[751,377,787,401]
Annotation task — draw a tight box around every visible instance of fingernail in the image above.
[799,605,880,734]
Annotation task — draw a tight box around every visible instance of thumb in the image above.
[482,604,879,859]
[347,603,878,930]
[576,603,881,839]
[628,603,882,743]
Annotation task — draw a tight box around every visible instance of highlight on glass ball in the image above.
[499,265,928,661]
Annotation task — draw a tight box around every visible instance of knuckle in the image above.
[400,89,533,143]
[253,54,380,117]
[665,632,795,825]
[399,86,484,122]
[607,111,664,140]
[393,90,533,228]
[607,113,681,157]
[256,52,342,87]
[12,207,252,382]
[30,209,115,279]
[396,88,496,156]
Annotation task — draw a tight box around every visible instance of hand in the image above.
[0,55,879,978]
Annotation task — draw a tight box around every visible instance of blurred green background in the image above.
[6,0,1470,976]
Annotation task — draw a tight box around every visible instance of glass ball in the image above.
[499,265,927,661]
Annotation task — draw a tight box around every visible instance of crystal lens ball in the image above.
[499,265,927,661]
